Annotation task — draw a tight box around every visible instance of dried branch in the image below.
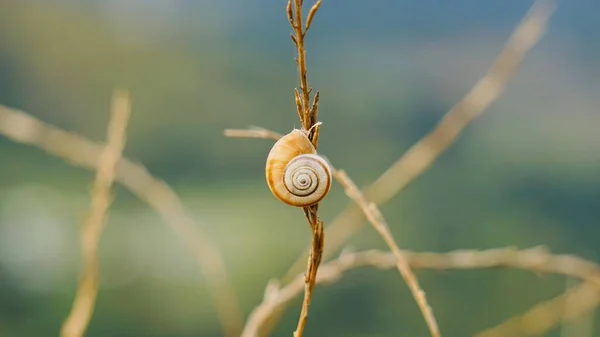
[283,0,556,282]
[227,1,326,335]
[294,216,324,337]
[241,246,600,337]
[289,0,322,132]
[559,277,596,337]
[476,282,600,337]
[60,90,131,337]
[0,104,243,337]
[225,127,441,336]
[226,0,555,332]
[229,0,557,335]
[334,170,440,337]
[224,127,283,140]
[287,1,326,336]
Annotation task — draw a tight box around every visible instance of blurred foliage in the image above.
[0,1,599,337]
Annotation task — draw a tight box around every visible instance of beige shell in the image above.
[265,129,332,207]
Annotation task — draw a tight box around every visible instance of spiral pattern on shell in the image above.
[265,129,332,207]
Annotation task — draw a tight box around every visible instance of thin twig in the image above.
[224,127,283,140]
[334,170,440,337]
[241,246,600,337]
[0,104,243,337]
[559,277,596,337]
[226,127,440,336]
[287,1,325,336]
[229,0,557,335]
[283,0,556,282]
[60,89,131,337]
[294,216,324,337]
[227,1,327,334]
[476,282,600,337]
[289,0,322,131]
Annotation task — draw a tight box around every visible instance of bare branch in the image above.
[293,217,324,337]
[227,1,558,336]
[284,0,556,283]
[0,104,244,337]
[224,127,283,141]
[287,1,327,335]
[476,282,600,337]
[289,0,320,132]
[60,89,131,337]
[242,246,600,337]
[334,170,440,337]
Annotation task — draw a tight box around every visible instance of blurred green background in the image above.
[1,1,599,336]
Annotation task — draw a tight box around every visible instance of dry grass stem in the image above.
[288,0,322,132]
[60,89,131,337]
[242,246,600,337]
[0,104,243,337]
[559,278,596,337]
[223,127,283,141]
[294,218,324,337]
[0,0,580,336]
[286,1,326,336]
[226,1,327,335]
[476,282,600,337]
[283,0,556,282]
[226,1,557,332]
[334,170,440,337]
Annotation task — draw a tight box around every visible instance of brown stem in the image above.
[60,90,131,337]
[289,0,322,133]
[241,246,600,337]
[282,0,556,286]
[294,209,324,337]
[0,104,244,337]
[225,126,441,337]
[287,1,325,336]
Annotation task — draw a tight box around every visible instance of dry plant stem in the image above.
[230,0,555,335]
[287,1,325,336]
[224,128,282,141]
[283,0,556,282]
[240,246,600,337]
[60,90,131,337]
[334,170,440,337]
[288,0,322,131]
[226,128,440,336]
[294,214,324,337]
[475,282,600,337]
[559,277,595,337]
[224,127,283,140]
[0,105,243,337]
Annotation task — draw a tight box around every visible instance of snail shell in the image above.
[265,129,332,207]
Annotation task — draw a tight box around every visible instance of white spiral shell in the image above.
[265,129,332,207]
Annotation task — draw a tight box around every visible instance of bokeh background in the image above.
[1,1,599,336]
